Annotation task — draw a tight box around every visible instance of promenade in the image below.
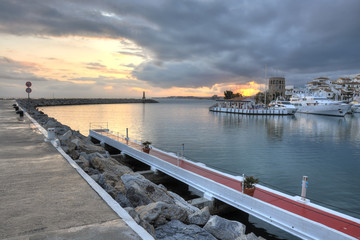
[0,100,145,240]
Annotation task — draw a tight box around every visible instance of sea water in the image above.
[41,98,360,239]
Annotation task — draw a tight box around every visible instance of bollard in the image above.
[126,128,129,140]
[47,128,56,140]
[301,176,308,201]
[16,110,24,118]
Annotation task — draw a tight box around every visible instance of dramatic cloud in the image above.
[0,0,359,97]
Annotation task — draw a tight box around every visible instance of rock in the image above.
[135,202,188,227]
[71,138,105,154]
[62,140,77,152]
[67,149,80,160]
[90,174,101,182]
[43,118,61,128]
[125,207,156,237]
[115,192,133,208]
[155,220,217,240]
[125,207,141,223]
[121,173,175,207]
[203,215,246,240]
[168,191,199,215]
[91,156,132,176]
[235,232,261,240]
[187,207,210,226]
[59,130,72,141]
[85,167,100,175]
[74,155,90,168]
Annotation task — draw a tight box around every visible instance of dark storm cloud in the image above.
[1,0,359,88]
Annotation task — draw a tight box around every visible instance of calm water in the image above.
[42,99,360,237]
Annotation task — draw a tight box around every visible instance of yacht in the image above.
[290,96,351,117]
[268,100,298,115]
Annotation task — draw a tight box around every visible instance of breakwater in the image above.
[17,98,158,107]
[16,100,266,240]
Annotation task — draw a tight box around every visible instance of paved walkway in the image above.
[0,100,146,240]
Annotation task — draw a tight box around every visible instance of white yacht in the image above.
[268,100,298,115]
[290,96,351,117]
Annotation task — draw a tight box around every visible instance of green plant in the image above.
[244,176,259,189]
[142,141,152,149]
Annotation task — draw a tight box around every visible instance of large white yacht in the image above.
[290,96,351,117]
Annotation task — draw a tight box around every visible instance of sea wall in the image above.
[16,100,265,240]
[17,98,158,107]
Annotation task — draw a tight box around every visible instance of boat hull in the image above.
[209,107,296,115]
[296,104,350,117]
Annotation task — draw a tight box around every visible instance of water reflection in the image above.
[41,100,360,221]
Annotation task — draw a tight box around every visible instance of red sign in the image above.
[26,87,32,93]
[25,81,32,87]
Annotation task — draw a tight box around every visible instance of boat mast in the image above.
[264,64,267,108]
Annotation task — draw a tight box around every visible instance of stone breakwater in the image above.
[16,99,266,240]
[17,98,158,107]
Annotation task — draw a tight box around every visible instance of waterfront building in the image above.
[293,75,360,101]
[268,77,286,101]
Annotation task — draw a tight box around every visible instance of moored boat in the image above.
[290,96,351,117]
[209,99,296,115]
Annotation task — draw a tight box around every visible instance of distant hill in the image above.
[159,96,222,100]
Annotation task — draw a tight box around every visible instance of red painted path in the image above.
[99,131,360,239]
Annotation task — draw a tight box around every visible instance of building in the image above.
[268,77,286,101]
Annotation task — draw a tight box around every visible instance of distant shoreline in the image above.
[15,98,158,108]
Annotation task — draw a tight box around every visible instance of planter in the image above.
[244,187,255,197]
[143,148,150,154]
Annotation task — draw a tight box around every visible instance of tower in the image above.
[268,77,286,101]
[142,91,146,100]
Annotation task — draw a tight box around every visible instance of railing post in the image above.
[301,176,308,201]
[242,174,245,193]
[181,143,184,158]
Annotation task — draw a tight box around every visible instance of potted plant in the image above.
[142,141,152,153]
[243,176,259,196]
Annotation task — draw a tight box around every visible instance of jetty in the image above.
[90,128,360,240]
[0,100,151,239]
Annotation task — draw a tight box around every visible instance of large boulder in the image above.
[91,156,132,176]
[155,220,217,240]
[121,173,175,207]
[74,155,90,169]
[59,130,73,141]
[235,232,262,240]
[71,138,105,154]
[135,202,188,227]
[187,207,210,226]
[125,207,155,237]
[203,215,246,240]
[167,191,199,215]
[43,118,61,128]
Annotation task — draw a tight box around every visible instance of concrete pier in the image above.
[0,100,146,240]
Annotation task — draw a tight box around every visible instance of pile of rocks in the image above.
[17,100,265,240]
[17,98,158,107]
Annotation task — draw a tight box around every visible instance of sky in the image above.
[0,0,359,98]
